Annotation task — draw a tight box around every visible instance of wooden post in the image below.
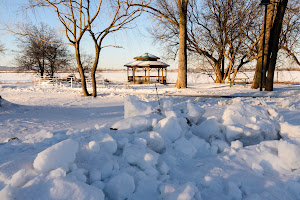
[147,67,150,84]
[133,67,136,84]
[161,68,164,84]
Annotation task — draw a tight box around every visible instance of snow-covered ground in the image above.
[0,72,300,200]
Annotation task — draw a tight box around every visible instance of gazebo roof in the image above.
[124,60,169,68]
[134,53,160,61]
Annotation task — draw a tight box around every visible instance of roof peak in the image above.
[134,53,160,61]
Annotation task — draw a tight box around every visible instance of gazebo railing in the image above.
[128,76,166,84]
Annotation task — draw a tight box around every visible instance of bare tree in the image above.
[0,43,4,54]
[19,0,147,97]
[16,23,70,76]
[252,0,297,90]
[149,0,261,83]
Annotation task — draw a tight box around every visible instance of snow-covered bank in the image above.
[0,74,300,200]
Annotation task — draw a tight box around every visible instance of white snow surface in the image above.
[0,72,300,200]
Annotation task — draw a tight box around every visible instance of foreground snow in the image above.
[0,76,300,200]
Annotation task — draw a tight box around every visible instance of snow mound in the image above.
[222,101,280,145]
[33,139,79,173]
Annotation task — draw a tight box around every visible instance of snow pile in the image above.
[1,95,300,200]
[222,98,281,145]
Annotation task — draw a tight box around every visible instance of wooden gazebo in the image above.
[124,53,169,84]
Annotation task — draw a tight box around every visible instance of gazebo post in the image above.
[147,67,150,84]
[161,68,164,84]
[133,67,136,84]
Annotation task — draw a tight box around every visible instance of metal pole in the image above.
[260,5,268,91]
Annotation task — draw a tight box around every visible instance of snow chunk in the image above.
[222,103,280,145]
[160,182,198,200]
[226,181,242,200]
[104,173,135,200]
[88,141,100,152]
[131,176,159,200]
[173,137,197,157]
[278,139,300,170]
[33,139,79,173]
[211,139,229,153]
[185,101,205,124]
[111,115,155,134]
[141,131,165,153]
[154,117,183,143]
[124,95,153,118]
[50,178,105,200]
[99,134,117,154]
[9,169,27,187]
[192,117,224,142]
[123,139,159,174]
[280,122,300,139]
[231,140,243,149]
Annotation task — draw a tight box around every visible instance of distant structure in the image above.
[124,53,169,84]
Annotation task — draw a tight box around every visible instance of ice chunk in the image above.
[33,139,79,173]
[104,173,135,200]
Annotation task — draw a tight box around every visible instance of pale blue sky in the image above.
[0,0,177,69]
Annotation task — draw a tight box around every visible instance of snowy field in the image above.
[0,72,300,200]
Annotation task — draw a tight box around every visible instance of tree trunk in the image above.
[75,44,90,96]
[175,0,188,89]
[91,46,100,97]
[214,61,224,83]
[252,4,275,89]
[265,0,288,91]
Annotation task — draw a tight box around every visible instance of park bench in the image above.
[229,77,249,87]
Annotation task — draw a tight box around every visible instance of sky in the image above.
[0,0,178,69]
